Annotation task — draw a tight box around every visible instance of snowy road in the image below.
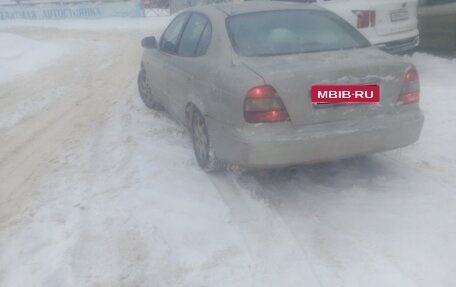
[0,26,455,287]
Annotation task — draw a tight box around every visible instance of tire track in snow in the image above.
[0,29,143,242]
[208,172,323,287]
[0,29,149,287]
[231,157,451,287]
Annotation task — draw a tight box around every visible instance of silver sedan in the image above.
[138,1,424,171]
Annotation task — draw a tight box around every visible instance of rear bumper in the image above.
[375,35,420,54]
[207,110,424,168]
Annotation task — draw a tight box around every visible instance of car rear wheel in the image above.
[138,68,159,110]
[191,110,224,172]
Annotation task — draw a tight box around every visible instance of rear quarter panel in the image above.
[197,10,265,127]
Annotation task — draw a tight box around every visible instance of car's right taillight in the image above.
[244,85,289,123]
[398,68,420,105]
[353,10,376,28]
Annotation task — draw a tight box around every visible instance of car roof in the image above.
[190,1,322,16]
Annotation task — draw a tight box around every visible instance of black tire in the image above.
[138,68,159,110]
[191,109,224,172]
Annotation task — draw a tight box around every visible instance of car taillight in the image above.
[398,68,420,105]
[370,10,376,27]
[353,10,376,28]
[244,85,289,123]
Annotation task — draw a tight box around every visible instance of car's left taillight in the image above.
[398,68,420,105]
[244,85,289,123]
[353,10,376,28]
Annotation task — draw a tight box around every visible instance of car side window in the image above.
[195,22,212,57]
[177,13,210,57]
[160,13,190,54]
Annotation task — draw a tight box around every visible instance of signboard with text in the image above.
[0,1,143,20]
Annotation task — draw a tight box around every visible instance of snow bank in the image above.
[0,33,63,83]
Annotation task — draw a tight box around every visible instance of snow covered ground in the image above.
[0,33,64,84]
[0,19,455,287]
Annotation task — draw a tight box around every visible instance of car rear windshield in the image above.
[226,10,371,57]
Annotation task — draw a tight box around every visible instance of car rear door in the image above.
[166,12,212,123]
[154,12,191,111]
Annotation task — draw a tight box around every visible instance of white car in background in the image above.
[278,0,420,53]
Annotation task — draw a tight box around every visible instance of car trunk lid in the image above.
[369,0,418,36]
[239,48,409,126]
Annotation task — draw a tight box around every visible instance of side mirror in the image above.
[142,36,157,49]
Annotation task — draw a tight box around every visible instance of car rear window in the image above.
[226,10,371,57]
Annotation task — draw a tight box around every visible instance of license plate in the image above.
[390,9,409,22]
[311,85,380,105]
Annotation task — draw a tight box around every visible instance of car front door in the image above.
[150,12,190,111]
